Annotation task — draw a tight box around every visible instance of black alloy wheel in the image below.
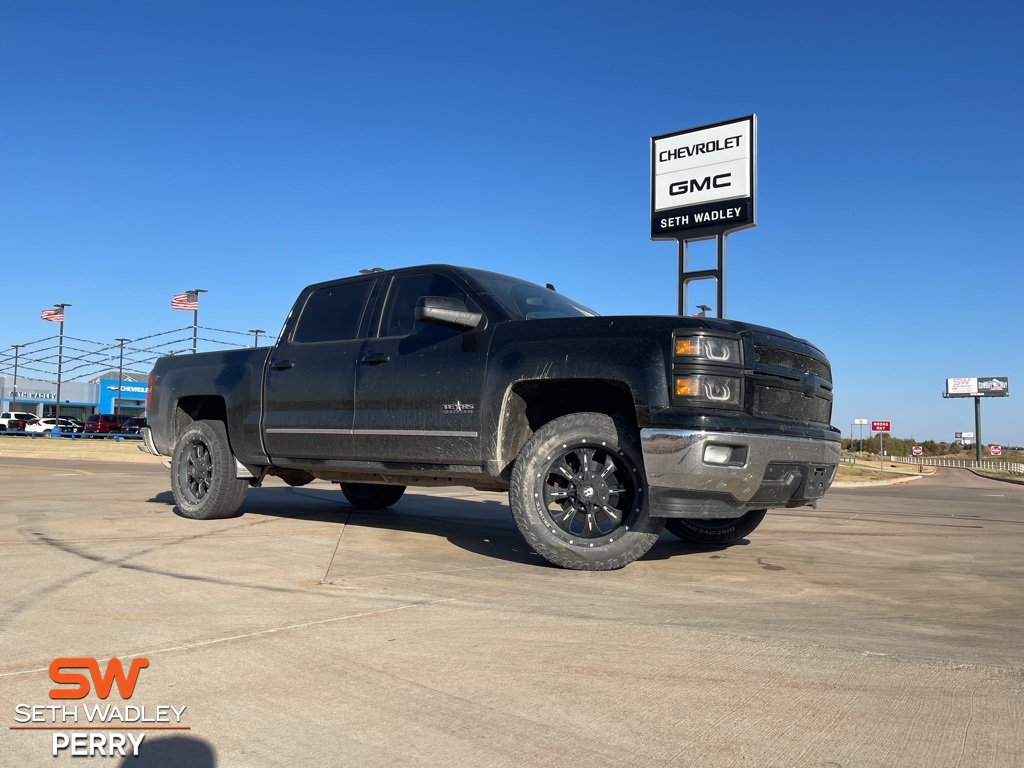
[542,442,640,538]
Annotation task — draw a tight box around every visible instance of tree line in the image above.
[842,436,1022,458]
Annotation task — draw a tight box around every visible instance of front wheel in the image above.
[664,510,767,545]
[509,412,664,571]
[340,483,406,509]
[170,420,248,520]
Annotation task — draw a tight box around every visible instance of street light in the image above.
[248,329,265,347]
[11,344,22,410]
[115,338,131,416]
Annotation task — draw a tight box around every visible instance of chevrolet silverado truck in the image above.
[141,265,840,570]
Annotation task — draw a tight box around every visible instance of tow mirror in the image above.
[414,296,483,331]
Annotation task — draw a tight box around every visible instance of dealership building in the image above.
[0,373,148,420]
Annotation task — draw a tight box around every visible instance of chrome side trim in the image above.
[265,428,478,438]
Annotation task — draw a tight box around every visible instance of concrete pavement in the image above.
[1,458,1021,766]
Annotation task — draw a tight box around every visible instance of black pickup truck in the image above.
[142,265,840,570]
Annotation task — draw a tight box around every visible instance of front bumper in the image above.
[139,427,162,457]
[640,428,840,519]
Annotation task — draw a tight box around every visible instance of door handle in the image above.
[271,360,294,371]
[360,353,390,365]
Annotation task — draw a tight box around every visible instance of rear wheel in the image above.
[340,483,406,509]
[171,420,248,520]
[509,412,664,571]
[664,510,767,545]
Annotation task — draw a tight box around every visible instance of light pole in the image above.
[53,304,71,421]
[115,338,131,416]
[190,289,208,354]
[248,329,265,347]
[11,344,21,410]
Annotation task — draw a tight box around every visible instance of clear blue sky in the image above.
[2,1,1021,444]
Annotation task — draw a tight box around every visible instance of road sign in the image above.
[912,446,923,456]
[992,445,1002,456]
[871,421,891,433]
[854,419,868,425]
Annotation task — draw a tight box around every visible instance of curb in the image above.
[832,474,926,488]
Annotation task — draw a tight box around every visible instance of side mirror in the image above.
[414,296,483,332]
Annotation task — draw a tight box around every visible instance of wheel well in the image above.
[174,396,228,444]
[498,379,638,474]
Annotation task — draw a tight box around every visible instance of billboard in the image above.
[651,115,756,237]
[945,377,1009,398]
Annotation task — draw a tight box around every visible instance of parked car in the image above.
[1,411,39,430]
[25,417,85,435]
[85,414,129,434]
[120,417,148,435]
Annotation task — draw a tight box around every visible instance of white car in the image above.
[24,418,85,435]
[1,411,39,430]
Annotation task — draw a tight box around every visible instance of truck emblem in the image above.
[442,401,475,413]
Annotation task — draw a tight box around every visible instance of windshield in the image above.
[463,268,598,320]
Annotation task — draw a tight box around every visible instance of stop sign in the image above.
[912,446,922,456]
[992,445,1002,456]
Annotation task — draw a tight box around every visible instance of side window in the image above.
[292,279,373,344]
[378,273,471,338]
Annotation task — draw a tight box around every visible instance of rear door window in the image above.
[292,279,374,344]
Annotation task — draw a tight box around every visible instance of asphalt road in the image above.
[1,458,1021,767]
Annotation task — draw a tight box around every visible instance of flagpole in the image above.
[52,303,71,421]
[190,288,207,354]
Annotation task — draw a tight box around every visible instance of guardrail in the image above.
[890,456,1024,476]
[0,430,141,441]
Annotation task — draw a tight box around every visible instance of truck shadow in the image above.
[150,485,720,568]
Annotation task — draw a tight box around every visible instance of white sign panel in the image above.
[651,115,755,237]
[947,378,977,396]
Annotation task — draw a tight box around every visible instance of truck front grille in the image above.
[753,345,830,380]
[749,384,832,424]
[749,342,833,426]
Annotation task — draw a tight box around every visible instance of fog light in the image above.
[704,445,733,465]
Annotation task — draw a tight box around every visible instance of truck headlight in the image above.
[674,336,741,364]
[674,375,742,406]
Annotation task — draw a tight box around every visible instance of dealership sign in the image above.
[945,377,1009,398]
[651,115,756,237]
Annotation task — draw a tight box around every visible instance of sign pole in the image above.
[975,396,982,463]
[652,115,755,318]
[871,420,890,475]
[676,234,727,317]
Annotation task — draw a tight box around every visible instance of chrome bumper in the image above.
[639,428,841,518]
[139,427,162,457]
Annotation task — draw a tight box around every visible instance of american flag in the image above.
[171,291,199,311]
[41,308,64,322]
